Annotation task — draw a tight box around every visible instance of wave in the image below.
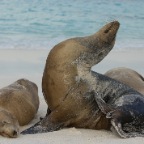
[0,35,143,51]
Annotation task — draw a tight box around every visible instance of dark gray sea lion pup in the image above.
[0,79,39,138]
[105,67,144,95]
[94,90,144,138]
[22,21,120,134]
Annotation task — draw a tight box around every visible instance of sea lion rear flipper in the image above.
[111,119,129,138]
[111,119,144,138]
[21,115,64,134]
[94,92,113,114]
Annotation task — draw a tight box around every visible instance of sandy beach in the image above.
[0,49,144,143]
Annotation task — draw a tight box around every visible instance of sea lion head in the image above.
[0,109,19,138]
[16,79,38,92]
[74,21,120,68]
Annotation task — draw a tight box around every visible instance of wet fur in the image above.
[23,70,144,138]
[94,77,144,138]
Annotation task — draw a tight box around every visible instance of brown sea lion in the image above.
[0,79,39,138]
[22,21,120,134]
[105,67,144,95]
[22,21,144,138]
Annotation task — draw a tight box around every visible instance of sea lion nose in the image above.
[104,21,120,34]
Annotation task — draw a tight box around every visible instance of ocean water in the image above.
[0,0,144,50]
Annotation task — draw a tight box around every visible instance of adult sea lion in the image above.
[22,21,144,138]
[105,67,144,95]
[0,79,39,138]
[22,21,120,134]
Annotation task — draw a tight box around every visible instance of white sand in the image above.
[0,49,144,143]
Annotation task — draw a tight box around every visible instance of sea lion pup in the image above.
[21,21,120,134]
[105,67,144,95]
[0,79,39,138]
[94,91,144,138]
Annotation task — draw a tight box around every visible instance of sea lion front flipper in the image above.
[94,93,113,114]
[21,114,64,134]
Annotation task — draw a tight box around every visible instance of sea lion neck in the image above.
[72,21,120,86]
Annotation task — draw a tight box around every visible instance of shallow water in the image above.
[0,0,144,50]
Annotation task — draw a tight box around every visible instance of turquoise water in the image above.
[0,0,144,50]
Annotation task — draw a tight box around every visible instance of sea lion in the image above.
[22,21,120,134]
[105,67,144,95]
[94,91,144,138]
[0,79,39,138]
[22,21,144,138]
